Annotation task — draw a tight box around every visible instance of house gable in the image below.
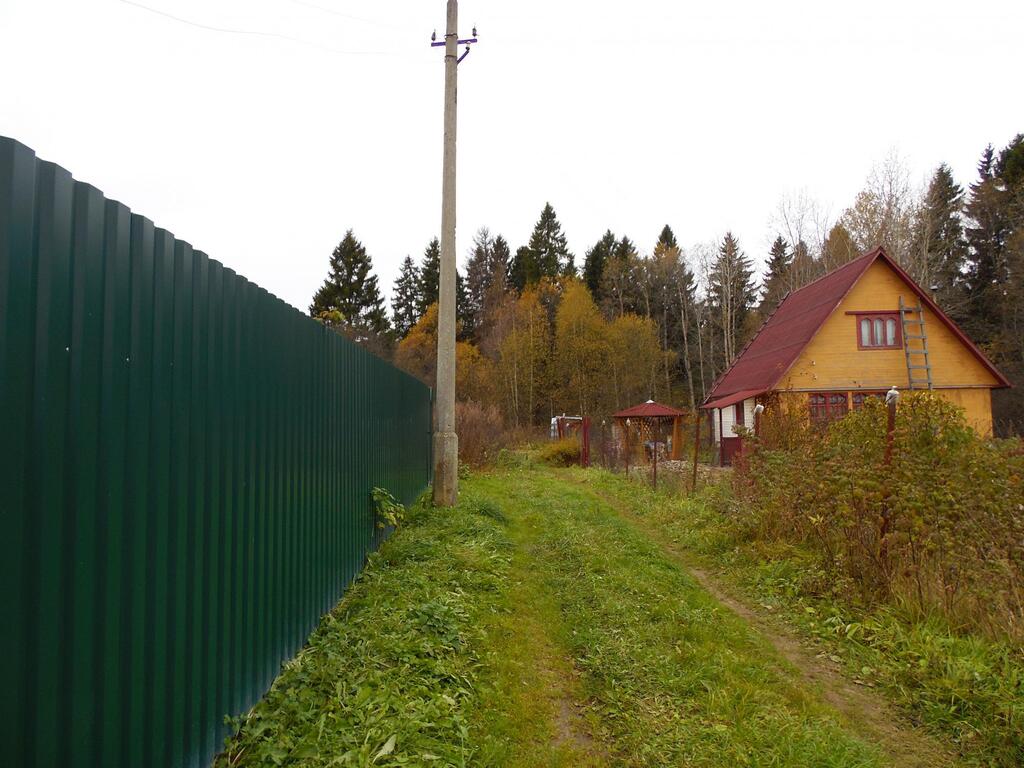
[782,258,1001,391]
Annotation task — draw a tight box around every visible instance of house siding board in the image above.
[931,388,993,436]
[784,260,1000,392]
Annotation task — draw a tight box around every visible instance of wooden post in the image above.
[691,412,700,493]
[884,397,896,466]
[718,408,724,466]
[624,419,630,479]
[652,419,658,490]
[671,416,682,460]
[581,417,591,468]
[880,393,897,562]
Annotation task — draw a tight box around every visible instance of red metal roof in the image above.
[702,247,1009,408]
[703,388,764,410]
[613,400,688,418]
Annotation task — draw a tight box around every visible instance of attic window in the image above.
[857,313,901,349]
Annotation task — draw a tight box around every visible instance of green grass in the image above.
[477,469,884,768]
[214,493,516,767]
[219,466,899,767]
[582,467,1024,767]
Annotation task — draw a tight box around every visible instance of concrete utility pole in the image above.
[432,0,461,506]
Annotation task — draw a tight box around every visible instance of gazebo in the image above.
[612,400,688,487]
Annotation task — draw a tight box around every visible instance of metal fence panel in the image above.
[0,137,433,768]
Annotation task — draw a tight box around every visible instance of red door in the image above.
[721,436,743,466]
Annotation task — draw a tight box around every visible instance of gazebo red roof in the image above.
[613,400,687,419]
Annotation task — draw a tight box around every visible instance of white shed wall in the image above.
[712,398,755,443]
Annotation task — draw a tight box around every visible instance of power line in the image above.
[117,0,401,55]
[285,0,417,32]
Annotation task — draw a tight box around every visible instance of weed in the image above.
[537,438,581,467]
[371,487,405,529]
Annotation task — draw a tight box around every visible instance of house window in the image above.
[852,391,886,409]
[808,392,848,424]
[734,403,745,426]
[857,313,901,349]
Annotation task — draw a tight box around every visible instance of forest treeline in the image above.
[310,134,1024,434]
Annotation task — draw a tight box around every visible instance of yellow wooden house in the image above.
[702,247,1010,464]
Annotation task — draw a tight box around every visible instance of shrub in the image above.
[456,400,506,466]
[371,487,405,529]
[537,438,581,467]
[737,392,1024,639]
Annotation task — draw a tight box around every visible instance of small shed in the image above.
[613,400,688,486]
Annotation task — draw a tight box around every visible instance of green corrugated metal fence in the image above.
[0,136,433,768]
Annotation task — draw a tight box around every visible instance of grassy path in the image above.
[475,469,888,767]
[563,468,956,768]
[218,466,961,767]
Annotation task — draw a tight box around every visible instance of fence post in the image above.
[884,392,897,466]
[652,418,658,490]
[581,417,590,468]
[625,418,630,478]
[691,413,700,494]
[880,387,899,562]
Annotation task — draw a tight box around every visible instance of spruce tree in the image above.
[997,133,1024,189]
[491,234,511,294]
[524,203,574,281]
[417,235,469,337]
[965,145,1010,340]
[995,135,1024,433]
[789,238,820,288]
[759,236,791,314]
[914,164,968,320]
[464,228,495,340]
[615,236,636,262]
[509,245,536,293]
[310,229,390,341]
[391,255,421,339]
[708,232,756,367]
[418,237,441,314]
[657,224,678,251]
[671,253,700,407]
[583,230,617,300]
[600,235,640,317]
[476,234,512,348]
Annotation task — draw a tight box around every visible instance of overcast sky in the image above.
[2,0,1021,311]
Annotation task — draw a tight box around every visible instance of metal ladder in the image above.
[899,296,933,390]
